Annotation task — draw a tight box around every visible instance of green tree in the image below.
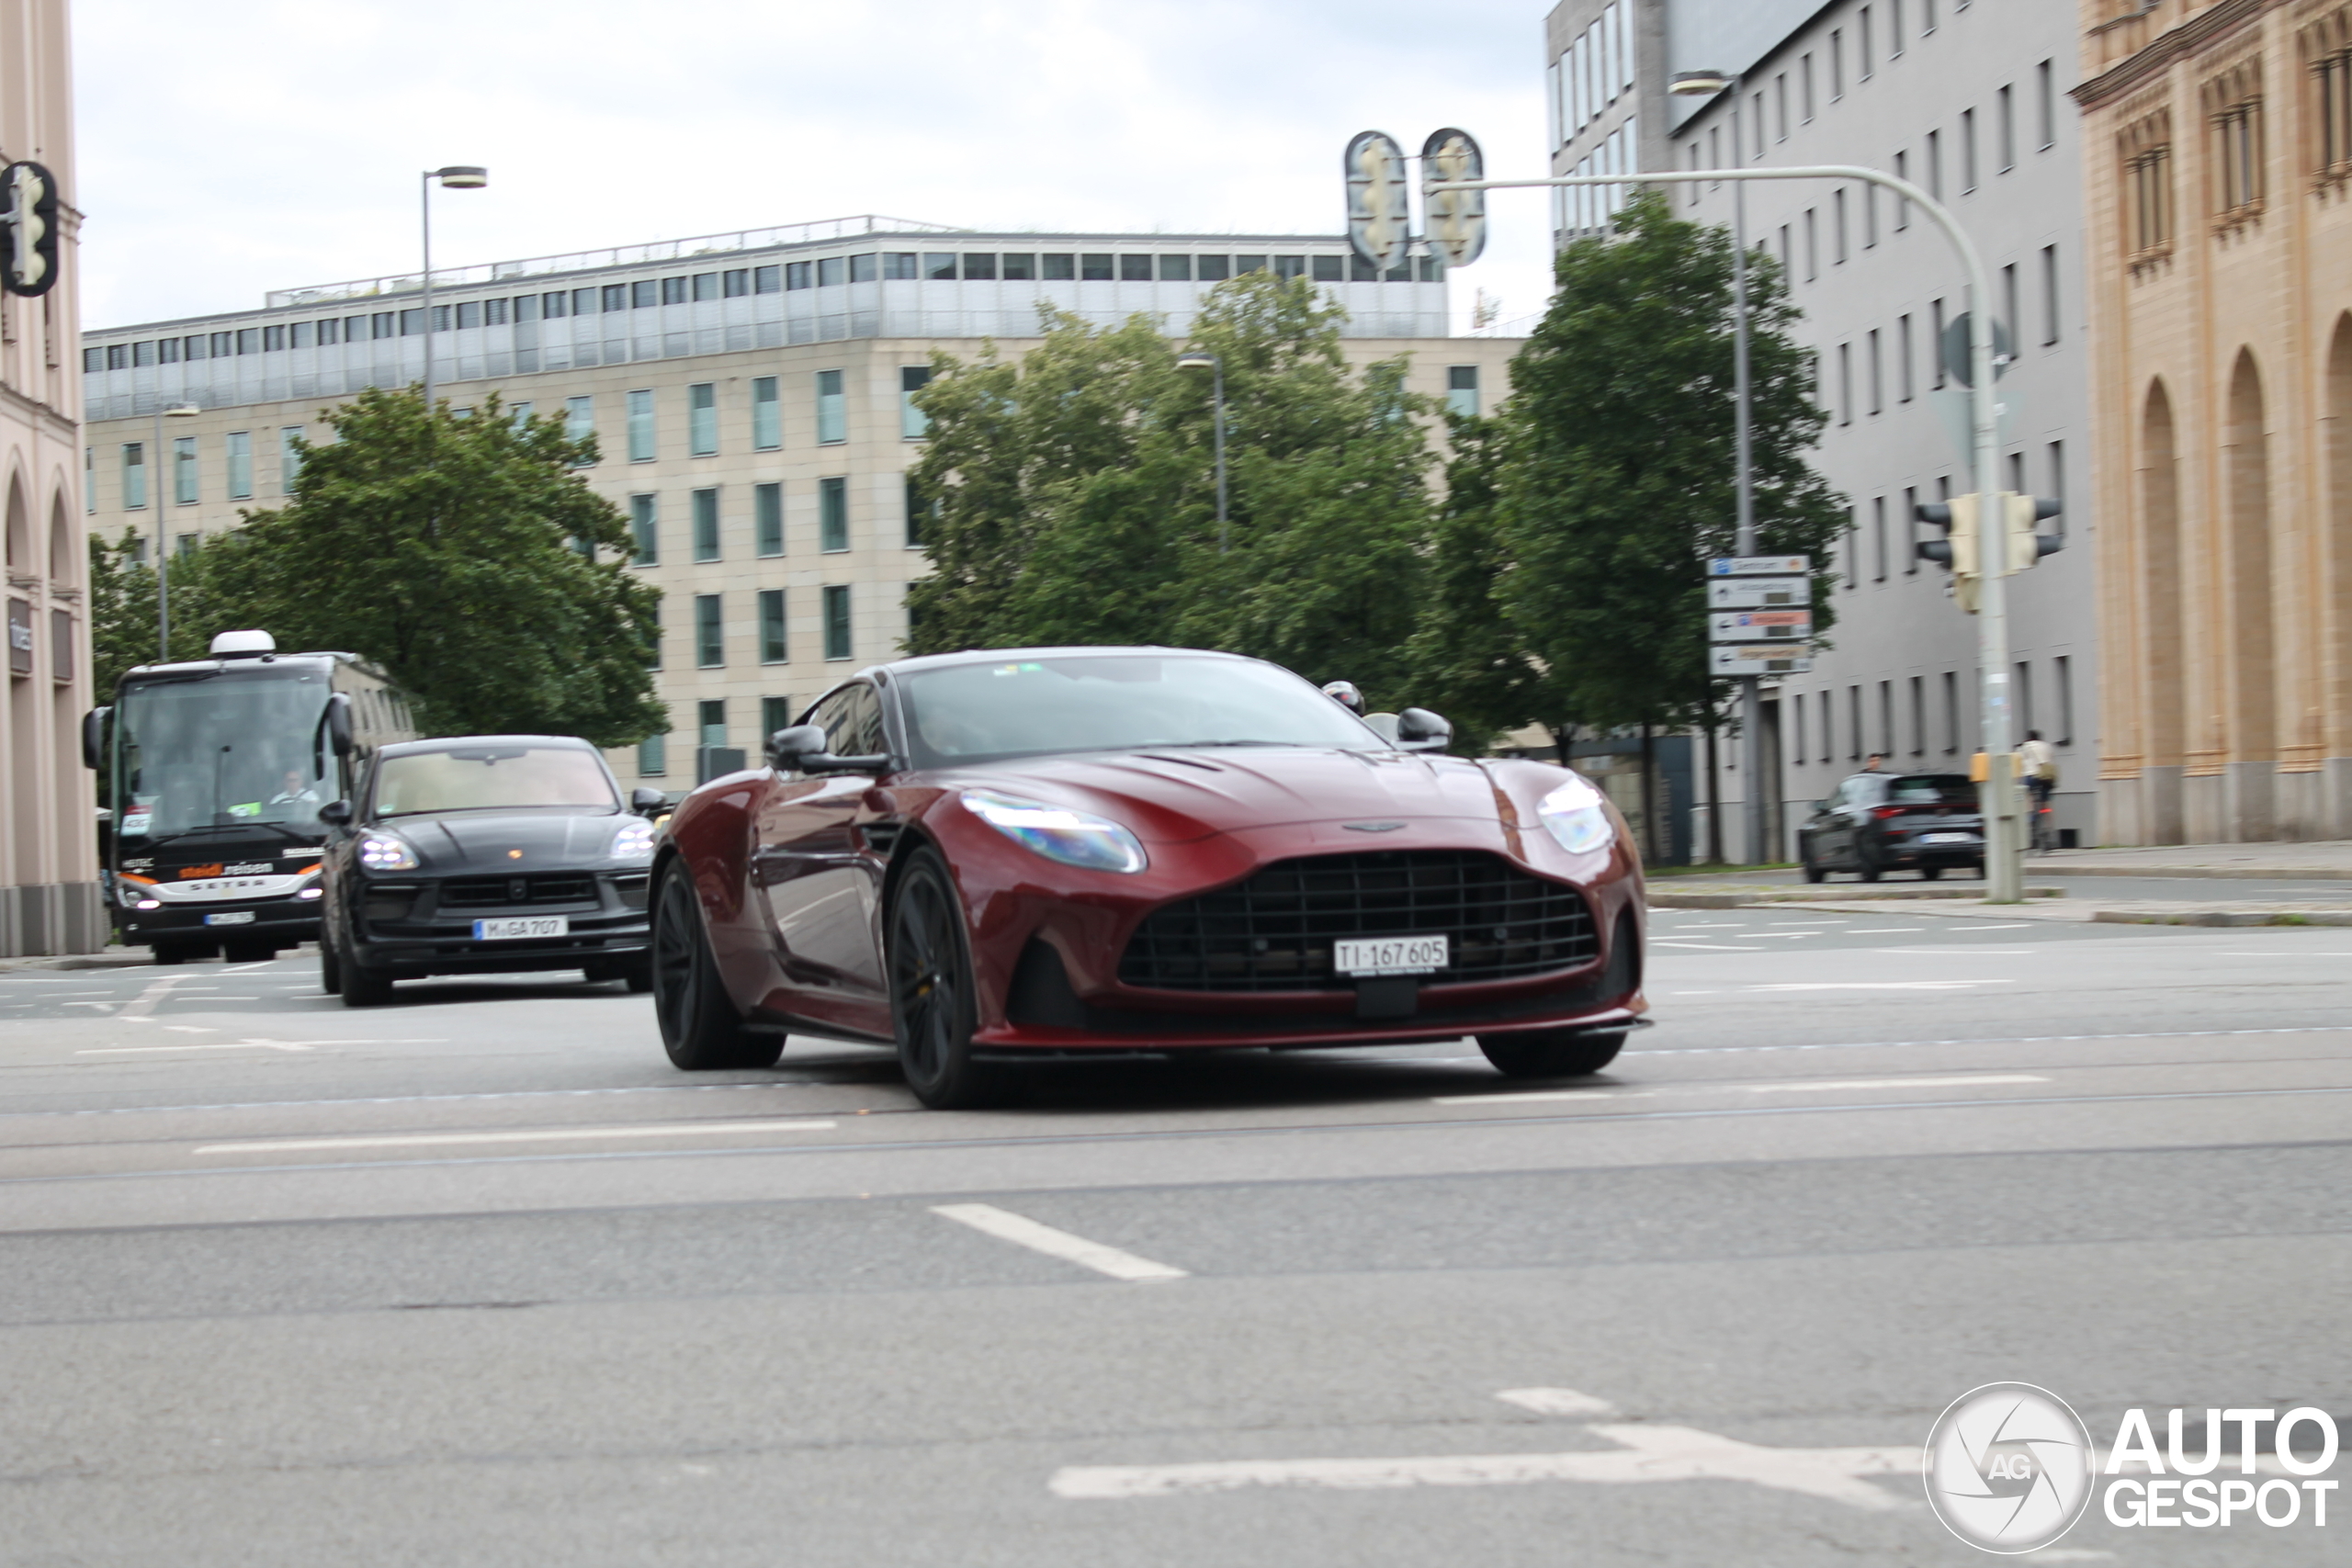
[112,387,665,746]
[905,272,1438,704]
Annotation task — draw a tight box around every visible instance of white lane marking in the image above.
[1846,927,1925,933]
[1734,932,1825,939]
[1662,922,1746,929]
[1745,980,2015,991]
[116,976,187,1022]
[933,1202,1187,1282]
[60,1001,117,1010]
[1643,1022,2352,1058]
[162,1025,218,1034]
[1650,942,1757,952]
[195,1119,837,1155]
[1050,1423,1914,1509]
[1434,1072,2046,1107]
[1868,948,2037,956]
[1743,1074,2047,1093]
[1952,922,2035,931]
[220,961,278,973]
[82,1040,318,1055]
[1497,1388,1617,1417]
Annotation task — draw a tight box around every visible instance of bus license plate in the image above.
[1334,935,1448,976]
[203,911,256,926]
[473,916,568,942]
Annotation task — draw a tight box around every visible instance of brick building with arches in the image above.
[2080,0,2352,842]
[0,0,104,952]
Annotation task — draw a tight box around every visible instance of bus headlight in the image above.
[357,832,419,872]
[1537,776,1615,856]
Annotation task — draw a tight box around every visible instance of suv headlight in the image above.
[1536,776,1615,856]
[962,790,1148,874]
[357,831,420,872]
[611,820,657,863]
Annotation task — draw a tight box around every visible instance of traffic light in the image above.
[0,161,59,299]
[1914,493,1982,613]
[1916,491,2064,614]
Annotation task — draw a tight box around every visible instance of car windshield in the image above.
[899,654,1382,765]
[373,746,617,816]
[114,669,334,840]
[1886,774,1977,806]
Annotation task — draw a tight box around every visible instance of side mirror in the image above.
[1394,707,1453,753]
[81,706,107,771]
[630,786,667,815]
[325,693,355,759]
[317,799,353,829]
[766,725,827,770]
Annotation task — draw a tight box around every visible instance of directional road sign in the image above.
[1344,131,1412,273]
[1707,576,1811,610]
[1707,554,1809,577]
[1710,643,1815,676]
[1419,128,1487,266]
[1709,609,1812,643]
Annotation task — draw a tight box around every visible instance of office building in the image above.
[83,220,1519,789]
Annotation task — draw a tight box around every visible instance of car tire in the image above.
[1800,841,1826,884]
[621,954,654,994]
[1477,1028,1628,1078]
[152,942,190,966]
[651,861,781,1071]
[1857,845,1884,883]
[319,938,343,996]
[1920,865,1944,881]
[888,848,1011,1110]
[339,933,394,1008]
[221,940,277,964]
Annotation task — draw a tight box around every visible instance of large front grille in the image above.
[438,874,600,908]
[1119,850,1597,993]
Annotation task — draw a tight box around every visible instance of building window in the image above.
[688,383,717,456]
[1888,0,1903,55]
[822,585,852,660]
[900,366,933,439]
[2125,135,2173,257]
[84,446,93,514]
[1904,485,1919,575]
[1849,686,1863,760]
[2041,246,2061,344]
[174,437,198,504]
[1002,254,1035,280]
[120,443,146,510]
[695,595,723,669]
[1080,254,1114,281]
[820,477,848,552]
[626,389,655,462]
[508,400,535,433]
[1831,28,1844,98]
[1775,73,1789,141]
[1943,671,1961,754]
[1931,298,1947,389]
[1897,314,1914,402]
[1962,107,1980,193]
[565,396,595,465]
[639,731,667,778]
[786,261,812,290]
[1802,53,1815,121]
[1838,343,1852,425]
[1835,189,1849,264]
[1043,254,1076,280]
[2001,265,2018,350]
[1867,330,1882,414]
[1926,129,1942,198]
[762,696,794,740]
[2038,60,2057,151]
[759,589,787,664]
[2053,655,2075,746]
[1445,366,1479,418]
[1872,495,1887,581]
[2212,86,2264,219]
[1804,209,1818,280]
[279,427,303,492]
[629,494,657,566]
[699,701,726,750]
[755,482,784,558]
[693,488,720,562]
[1820,690,1834,762]
[1894,149,1910,229]
[748,376,780,452]
[226,432,253,500]
[819,257,846,288]
[905,474,935,548]
[816,369,845,445]
[754,265,781,293]
[1998,85,2016,173]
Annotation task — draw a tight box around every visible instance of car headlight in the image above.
[357,831,420,872]
[611,819,657,863]
[962,790,1148,874]
[1536,776,1615,856]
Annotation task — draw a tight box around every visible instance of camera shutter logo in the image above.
[1924,1382,2094,1552]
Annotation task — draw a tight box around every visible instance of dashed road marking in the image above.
[194,1119,837,1155]
[933,1202,1187,1282]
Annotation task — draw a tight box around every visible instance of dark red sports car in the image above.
[650,648,1646,1106]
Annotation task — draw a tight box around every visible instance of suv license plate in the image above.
[1922,832,1973,844]
[1334,935,1448,976]
[203,910,256,926]
[473,916,569,942]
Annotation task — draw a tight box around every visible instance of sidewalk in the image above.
[2026,841,2352,879]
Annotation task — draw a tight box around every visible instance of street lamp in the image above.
[1669,66,1763,868]
[152,401,199,660]
[419,164,487,415]
[1175,352,1228,554]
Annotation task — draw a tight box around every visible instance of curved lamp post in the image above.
[1175,352,1228,554]
[419,165,487,414]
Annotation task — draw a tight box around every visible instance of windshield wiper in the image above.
[379,804,617,818]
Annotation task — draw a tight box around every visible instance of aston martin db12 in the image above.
[650,648,1646,1106]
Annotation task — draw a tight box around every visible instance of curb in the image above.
[1652,886,2063,909]
[0,953,149,972]
[2090,908,2352,928]
[2033,864,2352,882]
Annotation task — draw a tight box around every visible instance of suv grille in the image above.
[439,874,600,908]
[1119,850,1597,993]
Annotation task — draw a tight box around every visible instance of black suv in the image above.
[1798,772,1984,882]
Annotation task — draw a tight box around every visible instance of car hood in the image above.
[369,810,631,870]
[939,747,1511,843]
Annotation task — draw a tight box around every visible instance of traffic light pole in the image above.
[1428,163,2021,902]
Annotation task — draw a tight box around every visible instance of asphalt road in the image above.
[3,917,2346,1566]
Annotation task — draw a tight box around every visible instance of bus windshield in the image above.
[115,670,334,840]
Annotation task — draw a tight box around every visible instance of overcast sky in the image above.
[74,0,1554,337]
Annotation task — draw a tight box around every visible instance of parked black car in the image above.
[318,735,666,1005]
[1797,772,1984,882]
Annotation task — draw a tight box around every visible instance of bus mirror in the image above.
[317,800,352,828]
[81,706,107,771]
[324,693,355,760]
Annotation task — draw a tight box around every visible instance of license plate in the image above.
[473,916,569,941]
[203,910,256,926]
[1922,832,1973,844]
[1334,935,1448,976]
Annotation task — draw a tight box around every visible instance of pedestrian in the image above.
[1862,752,1887,773]
[2019,729,2057,845]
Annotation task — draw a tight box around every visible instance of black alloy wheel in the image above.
[888,849,1008,1110]
[650,862,780,1070]
[1800,839,1826,884]
[319,937,343,995]
[1856,840,1885,882]
[1920,865,1945,881]
[1476,908,1640,1079]
[338,928,394,1008]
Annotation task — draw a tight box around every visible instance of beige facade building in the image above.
[82,225,1518,796]
[0,0,103,954]
[2079,0,2352,841]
